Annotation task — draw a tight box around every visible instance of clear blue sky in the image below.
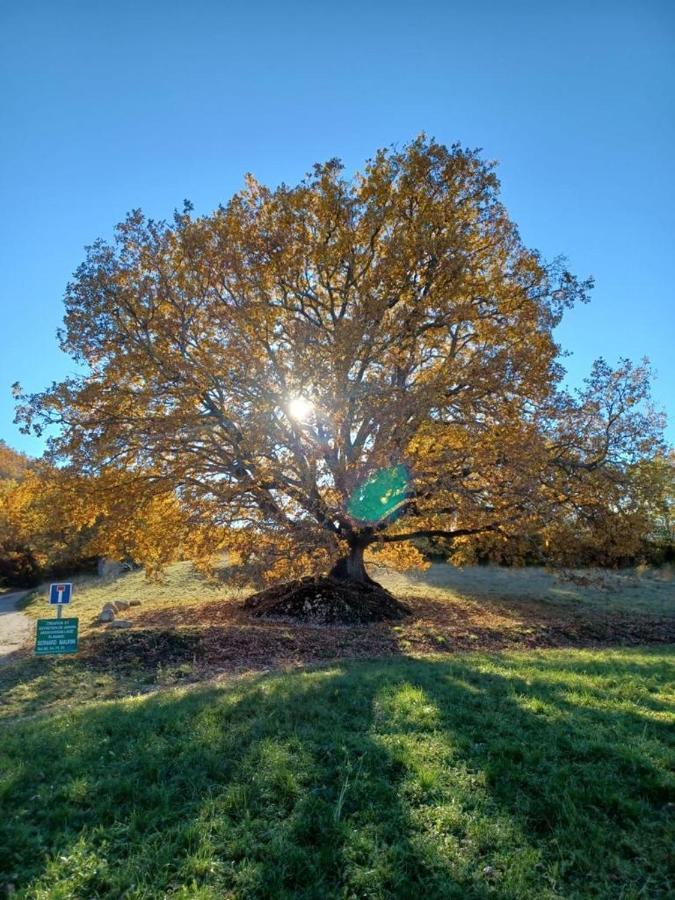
[1,0,673,455]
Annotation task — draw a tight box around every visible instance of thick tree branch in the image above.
[378,523,502,543]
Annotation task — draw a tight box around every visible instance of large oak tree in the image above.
[16,137,664,589]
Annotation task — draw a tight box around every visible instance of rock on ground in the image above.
[98,599,142,623]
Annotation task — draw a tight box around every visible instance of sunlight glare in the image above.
[288,395,314,421]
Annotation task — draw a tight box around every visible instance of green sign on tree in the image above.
[347,465,411,525]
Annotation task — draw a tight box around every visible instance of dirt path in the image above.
[0,592,32,661]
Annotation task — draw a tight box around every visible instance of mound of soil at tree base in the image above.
[244,576,411,625]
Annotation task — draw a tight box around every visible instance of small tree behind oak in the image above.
[16,137,664,606]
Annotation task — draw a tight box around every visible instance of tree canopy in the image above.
[15,137,665,583]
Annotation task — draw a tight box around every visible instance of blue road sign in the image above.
[49,582,72,605]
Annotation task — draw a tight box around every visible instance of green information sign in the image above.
[35,618,79,655]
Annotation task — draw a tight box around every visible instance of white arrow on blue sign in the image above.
[49,583,73,605]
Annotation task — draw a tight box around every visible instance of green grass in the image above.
[0,654,197,722]
[1,647,673,898]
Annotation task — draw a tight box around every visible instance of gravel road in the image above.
[0,591,32,661]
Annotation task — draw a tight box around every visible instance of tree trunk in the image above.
[329,541,375,584]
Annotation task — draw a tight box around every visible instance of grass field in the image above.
[6,561,672,725]
[1,647,673,898]
[384,563,675,617]
[19,561,675,636]
[6,563,673,896]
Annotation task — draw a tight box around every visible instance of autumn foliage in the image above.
[12,137,668,587]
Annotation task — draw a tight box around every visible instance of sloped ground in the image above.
[89,582,675,675]
[2,567,672,724]
[386,562,675,616]
[3,561,671,722]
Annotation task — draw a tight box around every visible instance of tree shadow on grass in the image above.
[2,598,674,730]
[6,562,672,724]
[1,651,673,898]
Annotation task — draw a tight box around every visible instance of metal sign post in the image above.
[35,583,79,655]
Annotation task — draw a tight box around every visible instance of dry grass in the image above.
[12,561,672,693]
[381,562,675,617]
[21,562,675,641]
[21,561,247,635]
